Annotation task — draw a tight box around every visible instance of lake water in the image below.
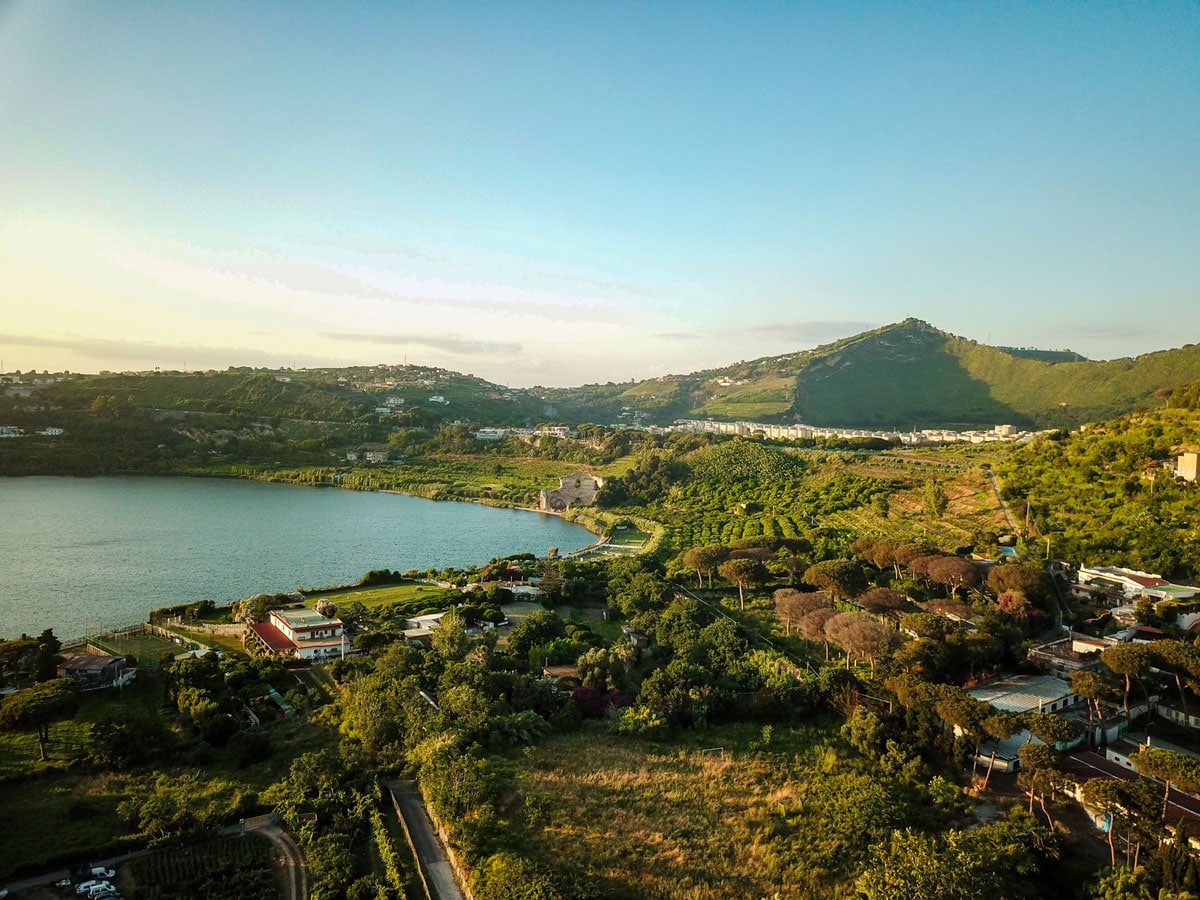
[0,476,596,640]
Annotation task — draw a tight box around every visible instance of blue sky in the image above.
[1,2,1196,387]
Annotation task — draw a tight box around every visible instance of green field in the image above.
[87,627,192,666]
[312,580,451,610]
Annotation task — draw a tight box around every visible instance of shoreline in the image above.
[0,473,612,641]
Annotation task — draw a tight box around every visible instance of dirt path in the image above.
[258,825,308,900]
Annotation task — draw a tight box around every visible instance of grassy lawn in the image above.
[0,677,165,778]
[510,720,840,900]
[90,628,199,664]
[311,580,447,610]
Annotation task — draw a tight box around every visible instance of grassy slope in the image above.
[544,321,1200,429]
[513,721,838,900]
[789,322,1200,429]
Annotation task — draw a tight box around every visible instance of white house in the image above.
[245,607,346,660]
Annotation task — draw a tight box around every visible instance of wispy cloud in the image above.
[323,332,522,356]
[197,252,634,325]
[654,331,702,341]
[0,332,344,369]
[735,319,879,344]
[1070,324,1157,340]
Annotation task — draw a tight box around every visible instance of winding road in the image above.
[258,825,308,900]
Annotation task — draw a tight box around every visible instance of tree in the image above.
[1101,643,1153,724]
[980,713,1019,789]
[576,644,635,693]
[798,607,839,660]
[858,587,909,616]
[338,600,369,631]
[431,609,471,662]
[773,589,831,635]
[1071,669,1115,740]
[925,557,983,596]
[781,555,809,585]
[0,677,81,760]
[987,561,1050,603]
[609,570,673,620]
[892,542,935,578]
[505,610,567,669]
[476,852,563,900]
[1148,640,1200,718]
[803,558,868,602]
[538,561,565,603]
[682,544,728,589]
[824,612,893,674]
[1131,746,1200,822]
[0,637,40,681]
[1081,779,1128,869]
[924,481,948,519]
[1018,741,1063,827]
[717,557,767,610]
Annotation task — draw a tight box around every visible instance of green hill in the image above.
[542,319,1200,429]
[995,395,1200,580]
[11,321,1200,433]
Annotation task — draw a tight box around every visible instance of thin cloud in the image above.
[201,253,633,325]
[0,332,344,369]
[654,332,703,341]
[1071,324,1157,340]
[323,332,523,356]
[736,320,880,343]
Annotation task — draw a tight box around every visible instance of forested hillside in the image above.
[541,319,1200,428]
[996,391,1200,579]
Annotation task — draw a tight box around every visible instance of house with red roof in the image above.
[244,607,347,660]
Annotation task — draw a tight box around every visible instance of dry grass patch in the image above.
[511,722,834,899]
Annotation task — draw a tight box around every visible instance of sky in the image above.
[1,2,1197,388]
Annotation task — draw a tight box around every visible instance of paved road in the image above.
[387,780,465,900]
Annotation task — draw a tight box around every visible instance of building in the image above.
[968,673,1081,717]
[1027,633,1115,677]
[966,674,1089,772]
[58,654,133,690]
[1179,452,1199,483]
[1074,566,1197,605]
[244,607,346,660]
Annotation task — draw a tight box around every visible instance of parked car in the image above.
[91,867,116,878]
[76,881,107,895]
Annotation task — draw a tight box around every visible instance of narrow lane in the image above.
[387,780,465,900]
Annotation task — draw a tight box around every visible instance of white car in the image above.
[76,881,107,895]
[91,867,116,879]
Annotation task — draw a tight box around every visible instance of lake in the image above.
[0,476,597,640]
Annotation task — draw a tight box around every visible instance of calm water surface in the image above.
[0,476,595,639]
